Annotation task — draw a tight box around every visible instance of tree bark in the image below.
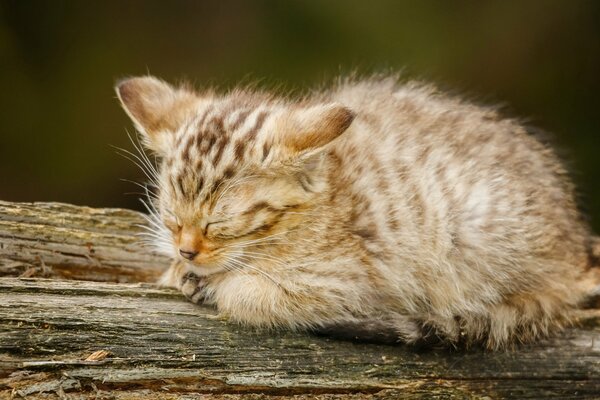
[0,201,599,399]
[0,201,169,283]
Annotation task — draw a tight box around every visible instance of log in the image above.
[1,278,599,399]
[0,201,169,283]
[0,201,599,399]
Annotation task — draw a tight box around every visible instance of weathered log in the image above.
[0,278,599,399]
[0,201,169,283]
[0,201,599,399]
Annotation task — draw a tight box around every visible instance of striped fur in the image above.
[116,75,598,349]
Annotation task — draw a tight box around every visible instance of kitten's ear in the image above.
[115,76,197,154]
[277,103,355,154]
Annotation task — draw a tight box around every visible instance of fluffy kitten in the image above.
[116,75,599,349]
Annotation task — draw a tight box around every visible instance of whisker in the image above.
[126,130,160,179]
[119,178,158,194]
[113,146,160,188]
[227,251,289,267]
[225,256,282,287]
[221,260,249,277]
[222,231,291,248]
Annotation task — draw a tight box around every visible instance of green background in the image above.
[1,1,599,231]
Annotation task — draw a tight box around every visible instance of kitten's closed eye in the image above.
[204,219,230,237]
[205,203,285,240]
[163,216,182,233]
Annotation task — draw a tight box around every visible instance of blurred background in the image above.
[1,0,599,230]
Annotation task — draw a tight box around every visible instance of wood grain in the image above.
[1,278,599,399]
[0,201,169,282]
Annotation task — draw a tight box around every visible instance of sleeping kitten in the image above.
[116,75,599,349]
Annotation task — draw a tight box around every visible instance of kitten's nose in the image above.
[179,249,199,260]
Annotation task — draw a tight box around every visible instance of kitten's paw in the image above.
[158,261,188,289]
[180,271,207,304]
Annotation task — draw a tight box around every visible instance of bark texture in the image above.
[0,201,169,282]
[0,201,599,399]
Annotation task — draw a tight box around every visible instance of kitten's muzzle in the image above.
[179,249,199,260]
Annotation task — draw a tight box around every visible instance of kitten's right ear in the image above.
[115,76,197,155]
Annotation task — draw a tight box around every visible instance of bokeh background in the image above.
[1,1,599,230]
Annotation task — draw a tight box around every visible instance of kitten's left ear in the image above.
[115,76,197,155]
[276,103,355,154]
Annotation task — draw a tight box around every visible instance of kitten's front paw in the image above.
[180,271,207,304]
[158,261,186,289]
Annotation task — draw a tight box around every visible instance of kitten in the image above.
[116,75,599,349]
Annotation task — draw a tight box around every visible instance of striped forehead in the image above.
[164,101,274,204]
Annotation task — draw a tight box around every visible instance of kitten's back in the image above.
[326,78,591,347]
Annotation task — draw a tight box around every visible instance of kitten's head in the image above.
[116,76,354,275]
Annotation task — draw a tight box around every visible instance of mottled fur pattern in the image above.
[116,75,599,349]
